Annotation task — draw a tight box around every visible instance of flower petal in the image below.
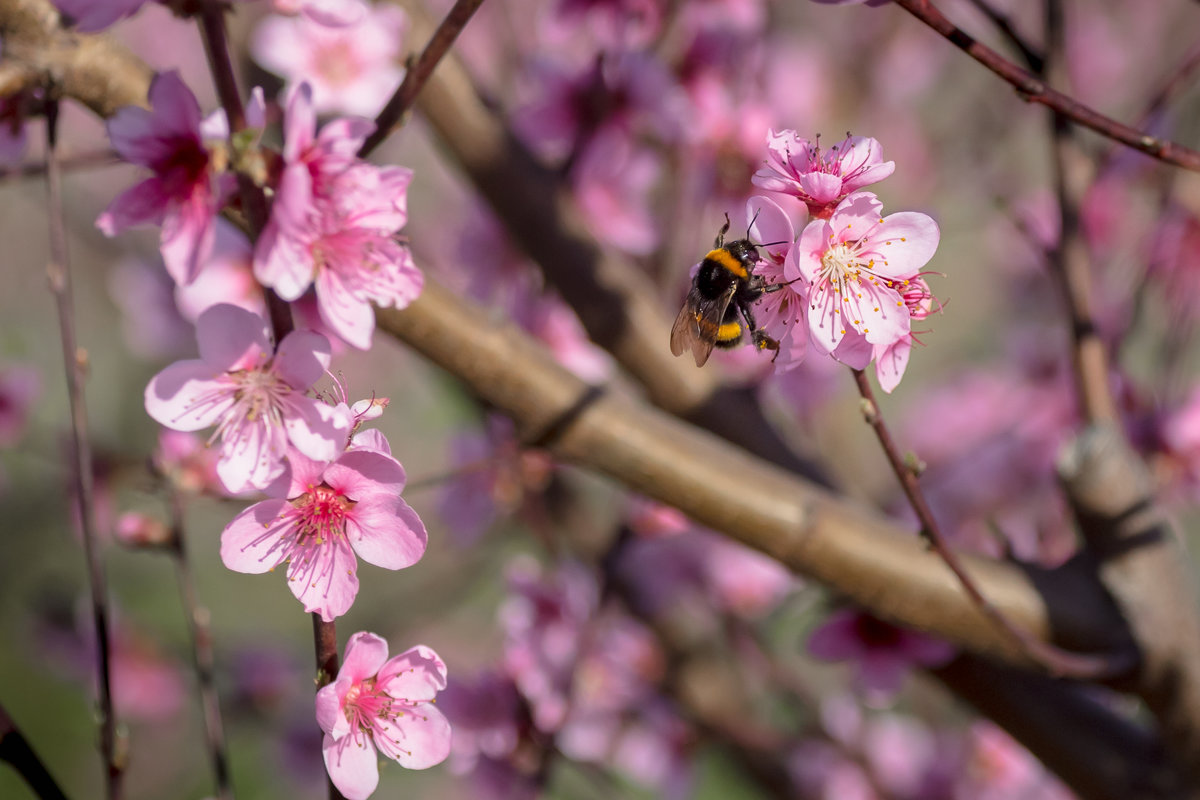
[283,396,350,464]
[144,361,232,431]
[378,645,448,701]
[869,212,940,277]
[347,496,427,570]
[196,304,272,372]
[342,631,390,682]
[371,702,452,769]
[274,330,333,388]
[325,450,406,498]
[323,732,380,800]
[220,499,291,573]
[288,538,359,621]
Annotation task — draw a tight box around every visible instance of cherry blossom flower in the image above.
[571,128,660,255]
[754,130,894,219]
[144,304,350,494]
[786,191,939,380]
[255,85,422,349]
[315,632,451,799]
[220,443,427,621]
[97,71,235,287]
[807,608,954,702]
[252,0,406,117]
[52,0,149,31]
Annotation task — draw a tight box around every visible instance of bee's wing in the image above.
[670,285,736,367]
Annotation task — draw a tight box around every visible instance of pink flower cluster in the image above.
[744,130,941,392]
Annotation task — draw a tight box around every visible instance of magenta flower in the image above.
[754,130,894,219]
[144,304,350,494]
[787,192,939,365]
[220,444,427,620]
[315,632,451,799]
[807,608,954,701]
[97,71,234,286]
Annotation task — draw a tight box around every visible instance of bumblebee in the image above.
[670,215,783,367]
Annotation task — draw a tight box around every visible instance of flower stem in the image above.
[850,368,1129,679]
[44,98,123,800]
[311,614,344,800]
[359,0,488,157]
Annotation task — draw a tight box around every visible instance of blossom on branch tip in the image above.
[144,304,350,494]
[315,632,451,799]
[754,130,894,219]
[254,84,422,349]
[220,442,427,621]
[97,71,236,287]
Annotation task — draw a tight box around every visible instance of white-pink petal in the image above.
[144,361,232,431]
[342,631,390,682]
[323,732,380,800]
[196,304,271,371]
[375,703,452,769]
[288,538,359,621]
[282,397,350,463]
[346,496,427,570]
[378,645,448,701]
[325,450,406,497]
[869,213,940,277]
[274,329,333,388]
[220,499,292,573]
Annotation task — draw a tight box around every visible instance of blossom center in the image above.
[294,485,353,546]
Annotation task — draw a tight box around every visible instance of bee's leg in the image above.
[737,298,780,357]
[716,213,731,248]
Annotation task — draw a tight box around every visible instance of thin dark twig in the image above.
[1098,40,1200,174]
[1042,0,1117,425]
[0,148,118,181]
[359,0,487,157]
[0,703,70,800]
[166,489,233,800]
[311,613,344,800]
[44,99,123,800]
[851,369,1128,679]
[962,0,1043,72]
[890,0,1200,172]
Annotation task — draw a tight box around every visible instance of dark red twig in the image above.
[962,0,1042,72]
[851,369,1130,679]
[167,489,233,800]
[0,703,69,800]
[891,0,1200,172]
[359,0,487,157]
[311,613,343,800]
[44,99,123,800]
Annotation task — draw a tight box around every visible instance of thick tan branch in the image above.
[375,283,1131,667]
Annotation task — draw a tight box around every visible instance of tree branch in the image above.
[890,0,1200,172]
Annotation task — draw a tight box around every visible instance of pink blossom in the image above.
[52,0,149,31]
[787,192,939,374]
[174,221,268,322]
[97,71,234,286]
[252,1,406,117]
[315,632,451,799]
[807,608,954,702]
[114,511,171,547]
[255,85,421,349]
[220,443,427,620]
[571,128,660,255]
[144,304,351,494]
[754,130,894,218]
